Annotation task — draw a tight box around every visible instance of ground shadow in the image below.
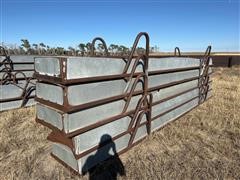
[82,134,125,180]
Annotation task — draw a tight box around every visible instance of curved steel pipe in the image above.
[204,45,212,57]
[127,32,149,97]
[0,46,8,57]
[127,32,150,63]
[174,47,181,57]
[121,32,151,138]
[123,32,150,78]
[90,37,109,56]
[0,46,13,70]
[199,45,212,104]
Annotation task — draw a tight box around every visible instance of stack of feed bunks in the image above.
[0,55,36,111]
[34,54,212,174]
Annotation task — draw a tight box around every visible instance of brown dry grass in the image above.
[0,66,239,180]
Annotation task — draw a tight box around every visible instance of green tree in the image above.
[46,45,50,55]
[49,47,56,55]
[78,43,86,56]
[108,44,119,55]
[18,47,25,54]
[39,43,46,55]
[55,47,65,55]
[118,45,129,55]
[32,44,39,54]
[108,44,115,55]
[39,43,46,48]
[150,46,155,53]
[68,46,76,56]
[136,47,145,55]
[97,43,105,55]
[21,39,31,54]
[85,42,91,56]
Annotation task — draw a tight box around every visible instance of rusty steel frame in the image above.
[45,86,211,141]
[35,33,213,139]
[0,55,34,85]
[0,46,13,69]
[174,47,181,57]
[1,46,35,84]
[34,65,203,85]
[90,37,110,56]
[0,46,36,110]
[48,88,212,170]
[36,76,211,134]
[36,81,212,138]
[38,32,153,170]
[198,46,212,104]
[0,70,36,107]
[34,34,208,86]
[36,32,150,133]
[33,32,213,174]
[35,73,212,113]
[49,92,208,175]
[46,88,211,150]
[0,46,14,84]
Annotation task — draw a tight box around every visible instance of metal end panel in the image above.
[52,143,79,172]
[35,57,61,77]
[36,103,63,130]
[36,82,63,105]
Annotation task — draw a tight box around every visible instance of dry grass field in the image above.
[0,66,239,180]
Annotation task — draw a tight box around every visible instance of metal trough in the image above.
[34,32,213,175]
[0,81,36,111]
[0,49,36,111]
[34,56,201,84]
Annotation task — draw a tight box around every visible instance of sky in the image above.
[0,0,239,52]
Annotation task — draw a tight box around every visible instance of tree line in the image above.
[1,39,160,56]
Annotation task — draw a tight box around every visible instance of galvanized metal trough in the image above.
[34,32,213,175]
[0,48,36,111]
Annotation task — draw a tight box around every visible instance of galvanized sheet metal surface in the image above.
[0,71,34,78]
[36,69,200,107]
[0,98,35,111]
[36,83,64,105]
[0,55,36,111]
[151,98,199,132]
[34,57,201,81]
[35,57,60,76]
[34,41,213,175]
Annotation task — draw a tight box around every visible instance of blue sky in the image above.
[1,0,239,52]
